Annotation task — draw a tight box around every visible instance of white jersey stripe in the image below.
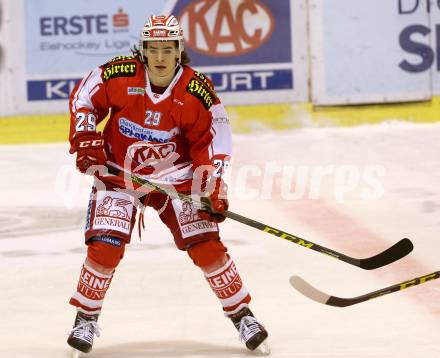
[72,67,104,112]
[71,70,93,113]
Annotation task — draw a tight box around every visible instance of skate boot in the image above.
[229,305,269,353]
[67,311,100,353]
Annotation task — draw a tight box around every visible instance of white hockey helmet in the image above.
[139,15,184,63]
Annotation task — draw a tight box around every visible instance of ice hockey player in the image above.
[66,15,269,355]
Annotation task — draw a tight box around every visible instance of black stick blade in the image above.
[359,238,413,270]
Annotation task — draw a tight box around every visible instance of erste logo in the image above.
[112,9,129,29]
[40,9,130,36]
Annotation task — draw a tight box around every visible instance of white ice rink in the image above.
[1,121,440,357]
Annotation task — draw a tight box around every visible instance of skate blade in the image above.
[255,339,271,356]
[71,348,82,358]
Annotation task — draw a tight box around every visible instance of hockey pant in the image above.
[70,183,251,314]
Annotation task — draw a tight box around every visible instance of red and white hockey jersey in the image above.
[69,55,232,192]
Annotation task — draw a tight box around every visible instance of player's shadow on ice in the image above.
[85,340,263,357]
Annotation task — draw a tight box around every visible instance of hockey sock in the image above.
[204,257,251,313]
[69,262,113,314]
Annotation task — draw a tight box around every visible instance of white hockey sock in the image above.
[205,257,250,312]
[69,262,113,314]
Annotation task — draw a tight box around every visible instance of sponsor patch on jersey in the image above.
[213,117,229,124]
[127,142,177,164]
[102,62,137,82]
[193,71,217,94]
[186,78,216,110]
[127,87,145,95]
[210,103,230,125]
[105,55,136,65]
[118,118,178,142]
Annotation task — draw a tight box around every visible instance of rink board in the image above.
[2,98,440,144]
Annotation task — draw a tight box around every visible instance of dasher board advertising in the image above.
[310,0,432,105]
[21,0,307,110]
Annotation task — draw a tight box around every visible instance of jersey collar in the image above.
[145,65,183,104]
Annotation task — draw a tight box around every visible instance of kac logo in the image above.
[179,0,274,56]
[128,142,177,166]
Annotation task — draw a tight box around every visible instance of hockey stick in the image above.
[105,162,413,269]
[290,271,440,307]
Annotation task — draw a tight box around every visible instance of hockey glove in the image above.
[69,132,107,174]
[198,178,229,223]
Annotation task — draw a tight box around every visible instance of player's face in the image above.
[144,41,180,86]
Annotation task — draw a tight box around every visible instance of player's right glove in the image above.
[69,132,107,174]
[198,178,229,223]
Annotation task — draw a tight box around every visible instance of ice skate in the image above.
[67,311,100,354]
[70,348,81,358]
[229,305,270,355]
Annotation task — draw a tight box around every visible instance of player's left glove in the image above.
[198,178,229,223]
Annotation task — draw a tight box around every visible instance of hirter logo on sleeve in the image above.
[186,78,216,109]
[194,71,216,94]
[102,62,137,81]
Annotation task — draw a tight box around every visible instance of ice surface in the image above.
[0,121,439,357]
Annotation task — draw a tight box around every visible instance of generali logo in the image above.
[179,0,274,56]
[96,197,131,220]
[178,201,200,225]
